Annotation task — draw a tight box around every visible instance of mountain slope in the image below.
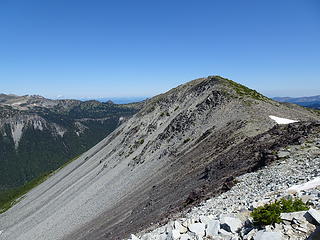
[0,76,319,240]
[0,96,141,191]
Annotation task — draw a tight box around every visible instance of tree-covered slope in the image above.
[0,97,141,191]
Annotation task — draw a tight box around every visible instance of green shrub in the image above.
[280,198,309,212]
[251,197,309,226]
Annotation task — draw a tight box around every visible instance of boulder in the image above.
[206,219,220,237]
[221,216,242,233]
[174,221,188,233]
[131,234,140,240]
[280,211,307,222]
[219,228,234,238]
[243,228,258,240]
[180,233,192,240]
[254,231,282,240]
[199,215,213,224]
[188,222,206,237]
[307,208,320,225]
[170,229,180,239]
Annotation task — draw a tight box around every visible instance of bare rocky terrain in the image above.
[0,76,319,240]
[131,129,320,239]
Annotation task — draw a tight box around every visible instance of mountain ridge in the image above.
[273,95,320,109]
[0,76,319,240]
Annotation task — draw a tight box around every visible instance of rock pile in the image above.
[127,137,320,239]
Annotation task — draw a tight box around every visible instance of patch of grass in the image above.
[0,172,51,214]
[221,77,269,101]
[251,197,309,226]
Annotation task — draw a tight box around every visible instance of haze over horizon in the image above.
[1,0,319,98]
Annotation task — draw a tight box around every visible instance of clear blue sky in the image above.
[0,0,319,99]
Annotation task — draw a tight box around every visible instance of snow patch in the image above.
[287,177,320,193]
[269,115,299,125]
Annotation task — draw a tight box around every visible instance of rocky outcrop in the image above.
[130,135,320,240]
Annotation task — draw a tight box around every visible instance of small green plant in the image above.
[280,198,309,212]
[251,198,309,226]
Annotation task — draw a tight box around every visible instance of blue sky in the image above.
[0,0,319,99]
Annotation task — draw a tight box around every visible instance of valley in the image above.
[0,94,141,201]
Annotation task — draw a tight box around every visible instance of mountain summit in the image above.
[0,76,319,240]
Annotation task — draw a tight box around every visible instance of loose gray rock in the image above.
[221,216,242,233]
[179,233,191,240]
[254,231,282,240]
[170,229,180,239]
[174,221,188,234]
[199,215,212,224]
[307,208,320,225]
[280,211,307,222]
[206,219,220,237]
[219,228,234,238]
[131,234,140,240]
[188,223,206,237]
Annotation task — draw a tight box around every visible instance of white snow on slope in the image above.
[269,115,299,124]
[287,177,320,193]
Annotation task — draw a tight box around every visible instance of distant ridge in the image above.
[0,94,141,191]
[273,95,320,109]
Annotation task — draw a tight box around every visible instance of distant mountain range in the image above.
[80,97,148,104]
[0,93,143,191]
[273,95,320,109]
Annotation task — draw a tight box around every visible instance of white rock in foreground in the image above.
[269,115,298,124]
[131,234,140,240]
[206,220,220,237]
[308,208,320,225]
[254,230,282,240]
[174,221,188,233]
[188,223,206,237]
[287,177,320,193]
[221,216,242,233]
